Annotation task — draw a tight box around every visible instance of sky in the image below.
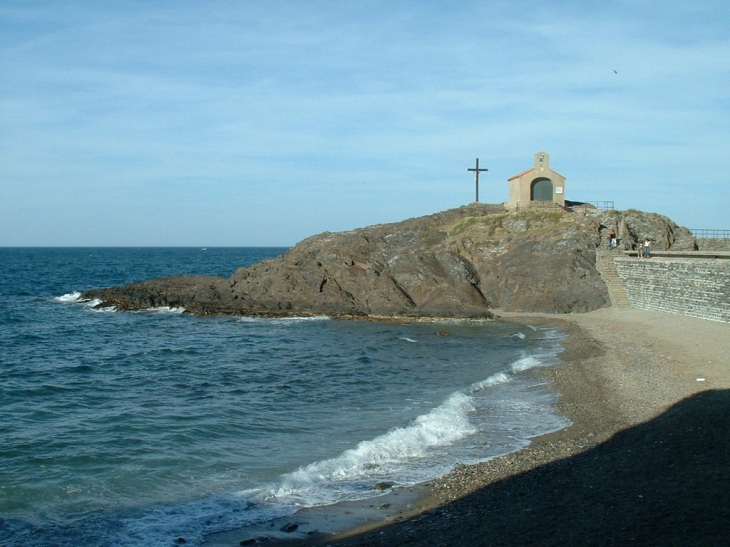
[2,0,729,246]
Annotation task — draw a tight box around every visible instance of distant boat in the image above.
[201,248,207,251]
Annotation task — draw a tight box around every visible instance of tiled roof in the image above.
[508,167,535,181]
[508,167,566,180]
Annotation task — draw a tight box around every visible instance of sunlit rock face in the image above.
[83,203,694,317]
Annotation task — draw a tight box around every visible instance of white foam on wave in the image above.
[53,292,118,312]
[254,390,478,507]
[509,355,545,373]
[398,336,417,343]
[112,361,565,547]
[468,371,512,392]
[535,326,567,342]
[139,306,186,314]
[248,357,558,510]
[112,354,564,547]
[237,315,331,325]
[113,326,566,547]
[54,291,84,303]
[84,298,118,312]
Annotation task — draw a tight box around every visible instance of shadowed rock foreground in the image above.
[83,203,694,317]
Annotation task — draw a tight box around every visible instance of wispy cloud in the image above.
[2,0,729,245]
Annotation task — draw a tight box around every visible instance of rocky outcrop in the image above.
[82,204,694,317]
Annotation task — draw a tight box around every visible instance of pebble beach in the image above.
[206,307,730,547]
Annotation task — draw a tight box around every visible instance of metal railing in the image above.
[585,201,615,210]
[567,201,615,211]
[690,229,730,239]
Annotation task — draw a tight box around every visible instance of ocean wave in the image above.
[138,306,186,314]
[87,299,117,312]
[237,315,331,325]
[53,292,116,312]
[251,356,561,510]
[252,390,477,508]
[510,355,546,372]
[20,285,570,547]
[53,291,85,303]
[468,371,512,392]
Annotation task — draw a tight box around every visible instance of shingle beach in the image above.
[207,308,730,547]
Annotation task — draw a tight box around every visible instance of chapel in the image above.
[505,151,566,210]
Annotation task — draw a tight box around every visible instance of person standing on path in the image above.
[608,230,617,250]
[643,238,651,258]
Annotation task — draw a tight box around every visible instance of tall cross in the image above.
[466,158,488,202]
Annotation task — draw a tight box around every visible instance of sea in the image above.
[0,247,571,547]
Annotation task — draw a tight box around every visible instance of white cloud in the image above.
[1,1,729,245]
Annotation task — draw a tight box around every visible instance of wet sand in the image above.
[205,308,730,547]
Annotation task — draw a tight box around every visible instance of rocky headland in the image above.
[82,203,695,317]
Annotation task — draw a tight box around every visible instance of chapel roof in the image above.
[508,166,566,181]
[508,167,535,181]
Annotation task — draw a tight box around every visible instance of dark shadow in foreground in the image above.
[309,389,730,546]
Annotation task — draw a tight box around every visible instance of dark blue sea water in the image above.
[0,248,570,547]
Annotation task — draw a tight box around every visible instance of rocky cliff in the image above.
[82,204,695,318]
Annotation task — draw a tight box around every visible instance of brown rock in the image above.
[82,204,692,317]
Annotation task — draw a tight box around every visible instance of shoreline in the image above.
[205,308,730,546]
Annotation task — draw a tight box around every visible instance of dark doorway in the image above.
[531,178,553,201]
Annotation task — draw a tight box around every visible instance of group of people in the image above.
[606,229,651,257]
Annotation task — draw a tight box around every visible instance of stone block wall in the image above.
[696,238,730,252]
[614,257,730,323]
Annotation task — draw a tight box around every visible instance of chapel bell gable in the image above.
[506,151,566,210]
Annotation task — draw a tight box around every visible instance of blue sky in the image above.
[2,1,729,246]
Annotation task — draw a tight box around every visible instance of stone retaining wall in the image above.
[614,257,730,323]
[696,238,730,252]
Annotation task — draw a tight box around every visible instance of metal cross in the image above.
[466,158,488,202]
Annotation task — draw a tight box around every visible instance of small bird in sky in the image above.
[612,69,618,74]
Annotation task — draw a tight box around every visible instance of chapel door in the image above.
[531,178,553,201]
